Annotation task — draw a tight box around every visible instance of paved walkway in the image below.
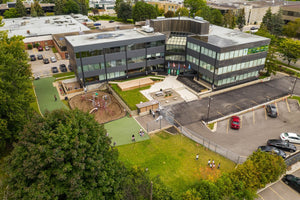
[140,76,198,102]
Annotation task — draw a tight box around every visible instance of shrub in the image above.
[27,44,32,50]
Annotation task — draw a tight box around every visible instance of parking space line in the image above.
[227,119,229,134]
[275,102,279,116]
[235,105,242,110]
[264,106,267,120]
[257,194,264,200]
[217,111,224,117]
[269,187,286,200]
[279,180,299,195]
[253,109,255,124]
[285,98,291,113]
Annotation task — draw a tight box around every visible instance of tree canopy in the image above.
[3,8,19,18]
[175,7,189,17]
[117,2,132,22]
[132,1,158,22]
[283,18,300,38]
[0,31,34,152]
[279,38,300,65]
[15,0,27,17]
[261,8,284,36]
[183,0,206,15]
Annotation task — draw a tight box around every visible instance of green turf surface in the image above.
[117,131,236,192]
[33,77,68,115]
[110,84,150,110]
[104,116,149,146]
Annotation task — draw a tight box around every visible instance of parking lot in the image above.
[185,99,300,157]
[256,168,300,200]
[28,47,70,78]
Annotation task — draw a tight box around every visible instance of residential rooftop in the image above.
[65,29,165,47]
[0,15,90,38]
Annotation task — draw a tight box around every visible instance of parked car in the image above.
[30,55,36,61]
[109,20,114,23]
[37,54,43,60]
[68,64,73,71]
[267,139,296,152]
[50,56,57,63]
[280,132,300,144]
[250,26,258,30]
[266,104,277,118]
[257,146,286,159]
[230,116,240,129]
[59,64,67,72]
[51,66,59,73]
[45,46,50,51]
[38,46,43,51]
[282,174,300,193]
[43,58,49,64]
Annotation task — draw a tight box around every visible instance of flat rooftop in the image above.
[65,29,164,47]
[0,15,90,38]
[190,25,269,47]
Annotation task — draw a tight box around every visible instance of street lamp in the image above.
[206,95,212,122]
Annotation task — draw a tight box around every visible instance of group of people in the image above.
[139,129,145,137]
[208,159,220,169]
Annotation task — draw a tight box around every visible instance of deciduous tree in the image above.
[0,31,34,152]
[279,38,300,65]
[183,0,206,15]
[132,1,157,22]
[117,2,132,22]
[175,7,189,17]
[236,8,245,30]
[33,0,45,16]
[224,10,236,29]
[164,10,174,18]
[63,0,80,14]
[3,8,19,18]
[283,18,300,38]
[15,0,27,17]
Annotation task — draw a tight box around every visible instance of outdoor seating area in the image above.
[150,88,184,106]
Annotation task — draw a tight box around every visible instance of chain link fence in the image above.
[161,109,247,164]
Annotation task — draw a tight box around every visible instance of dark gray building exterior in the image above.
[65,29,165,86]
[66,17,270,89]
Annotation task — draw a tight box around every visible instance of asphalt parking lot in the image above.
[165,76,295,126]
[28,48,70,77]
[185,99,300,157]
[256,168,300,200]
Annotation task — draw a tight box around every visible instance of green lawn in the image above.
[33,77,68,115]
[29,83,40,114]
[290,95,300,104]
[105,116,149,146]
[117,131,236,192]
[110,84,150,110]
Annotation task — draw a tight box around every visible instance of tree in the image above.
[0,16,4,27]
[164,11,175,18]
[210,9,223,26]
[262,8,273,33]
[3,8,19,18]
[279,38,300,65]
[175,7,189,17]
[4,109,125,199]
[0,31,34,152]
[283,18,300,38]
[261,8,284,36]
[63,0,80,14]
[132,1,157,22]
[224,10,236,29]
[114,0,124,15]
[183,0,206,15]
[15,0,27,17]
[78,0,88,15]
[117,2,132,22]
[195,5,210,19]
[33,0,45,16]
[236,8,245,30]
[54,0,64,15]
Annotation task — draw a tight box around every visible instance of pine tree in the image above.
[15,0,27,17]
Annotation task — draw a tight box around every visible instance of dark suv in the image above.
[282,174,300,193]
[267,139,296,152]
[257,146,286,159]
[43,58,49,64]
[59,64,67,72]
[30,55,36,61]
[266,104,277,118]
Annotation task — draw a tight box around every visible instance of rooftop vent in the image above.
[142,25,154,33]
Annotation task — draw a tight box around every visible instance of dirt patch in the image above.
[69,90,126,124]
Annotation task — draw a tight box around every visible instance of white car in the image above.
[280,132,300,144]
[50,56,57,63]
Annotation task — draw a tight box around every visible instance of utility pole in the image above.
[291,74,298,95]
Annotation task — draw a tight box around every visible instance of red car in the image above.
[230,116,240,129]
[38,46,43,51]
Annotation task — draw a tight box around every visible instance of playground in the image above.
[69,90,126,124]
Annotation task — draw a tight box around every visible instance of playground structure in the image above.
[69,90,126,124]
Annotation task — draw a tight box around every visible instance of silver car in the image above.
[280,132,300,144]
[50,56,57,63]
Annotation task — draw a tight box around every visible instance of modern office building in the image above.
[66,17,270,89]
[65,29,165,86]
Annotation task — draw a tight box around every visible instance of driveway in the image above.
[28,48,70,77]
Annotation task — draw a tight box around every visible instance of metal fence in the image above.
[285,152,300,167]
[161,109,247,164]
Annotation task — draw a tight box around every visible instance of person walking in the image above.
[217,162,221,169]
[196,154,199,160]
[208,159,211,166]
[132,134,135,142]
[54,95,57,101]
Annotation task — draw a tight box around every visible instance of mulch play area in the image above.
[69,90,126,124]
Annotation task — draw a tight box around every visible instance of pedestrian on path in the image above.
[54,95,57,101]
[217,162,221,169]
[196,154,199,160]
[132,134,135,142]
[208,159,211,166]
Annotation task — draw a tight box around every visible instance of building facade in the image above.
[66,17,270,89]
[65,29,166,86]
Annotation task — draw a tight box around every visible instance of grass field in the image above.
[110,84,150,110]
[33,77,68,115]
[117,131,236,192]
[104,116,149,146]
